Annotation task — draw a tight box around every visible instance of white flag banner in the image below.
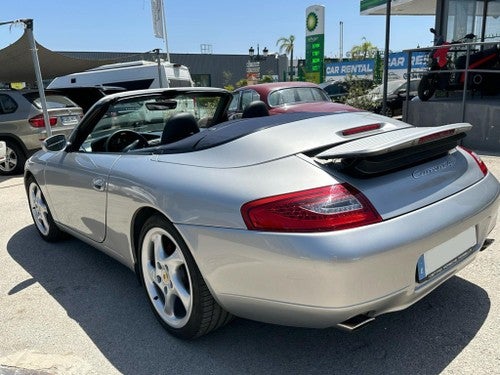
[151,0,164,38]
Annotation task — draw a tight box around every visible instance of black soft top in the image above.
[146,112,332,154]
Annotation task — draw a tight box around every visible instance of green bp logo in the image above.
[306,12,318,32]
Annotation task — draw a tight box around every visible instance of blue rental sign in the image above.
[325,60,374,78]
[325,51,428,81]
[388,51,428,69]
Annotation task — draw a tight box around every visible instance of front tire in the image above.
[138,215,232,339]
[26,176,65,242]
[418,75,437,101]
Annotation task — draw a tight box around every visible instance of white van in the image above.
[48,60,193,90]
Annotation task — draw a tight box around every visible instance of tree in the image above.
[276,35,295,81]
[344,76,378,112]
[349,37,378,60]
[235,78,247,88]
[260,75,274,83]
[222,71,233,91]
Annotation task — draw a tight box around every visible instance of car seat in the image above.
[241,101,270,118]
[161,112,200,144]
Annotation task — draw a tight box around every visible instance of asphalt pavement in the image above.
[0,155,499,375]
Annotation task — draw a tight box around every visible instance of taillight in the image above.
[241,184,382,232]
[417,129,455,144]
[460,146,488,176]
[29,114,57,128]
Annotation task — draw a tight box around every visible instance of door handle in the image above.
[92,177,106,192]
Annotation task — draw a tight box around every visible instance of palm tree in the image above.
[276,35,295,81]
[349,37,378,60]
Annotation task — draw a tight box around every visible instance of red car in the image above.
[228,82,359,118]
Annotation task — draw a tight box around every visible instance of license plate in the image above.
[61,115,79,126]
[417,226,477,282]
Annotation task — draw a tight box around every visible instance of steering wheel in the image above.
[105,130,149,152]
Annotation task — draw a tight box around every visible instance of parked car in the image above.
[0,90,83,175]
[349,79,419,117]
[49,86,125,113]
[319,78,374,102]
[228,82,358,118]
[25,87,499,339]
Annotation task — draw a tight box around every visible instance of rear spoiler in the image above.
[316,123,472,159]
[314,123,472,177]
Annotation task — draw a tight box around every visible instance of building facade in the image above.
[59,51,288,89]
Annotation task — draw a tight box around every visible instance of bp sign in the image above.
[305,5,325,83]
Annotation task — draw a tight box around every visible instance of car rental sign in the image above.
[325,51,428,81]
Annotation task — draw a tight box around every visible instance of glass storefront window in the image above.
[445,0,479,40]
[444,0,500,42]
[483,0,500,40]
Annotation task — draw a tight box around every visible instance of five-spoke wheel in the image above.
[26,176,65,241]
[141,225,193,329]
[139,215,232,339]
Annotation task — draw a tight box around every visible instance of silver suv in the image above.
[0,90,83,175]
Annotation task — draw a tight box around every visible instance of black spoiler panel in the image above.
[315,123,472,177]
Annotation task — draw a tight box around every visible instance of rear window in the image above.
[168,79,193,88]
[268,87,330,107]
[23,93,78,109]
[0,94,18,114]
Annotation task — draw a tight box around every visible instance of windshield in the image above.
[83,91,227,146]
[268,87,330,107]
[24,93,78,109]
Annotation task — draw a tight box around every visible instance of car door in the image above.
[43,151,119,243]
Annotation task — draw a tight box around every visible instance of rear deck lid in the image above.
[311,123,486,218]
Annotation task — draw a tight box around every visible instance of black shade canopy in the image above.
[0,30,119,83]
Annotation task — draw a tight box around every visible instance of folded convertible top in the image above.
[314,123,472,177]
[315,123,472,159]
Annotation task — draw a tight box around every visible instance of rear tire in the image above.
[138,215,232,339]
[0,140,26,175]
[418,76,437,101]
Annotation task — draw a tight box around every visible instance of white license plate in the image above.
[61,115,79,126]
[417,226,477,282]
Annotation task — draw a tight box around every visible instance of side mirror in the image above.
[397,89,407,97]
[0,141,6,163]
[42,134,68,152]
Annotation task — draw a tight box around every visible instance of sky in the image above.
[0,1,436,59]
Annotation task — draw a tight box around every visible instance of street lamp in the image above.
[248,44,268,61]
[247,44,269,85]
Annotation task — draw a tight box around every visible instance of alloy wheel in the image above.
[28,182,50,236]
[0,146,18,173]
[141,227,193,329]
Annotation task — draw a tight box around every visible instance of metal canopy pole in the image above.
[381,0,391,116]
[0,19,51,137]
[24,19,52,137]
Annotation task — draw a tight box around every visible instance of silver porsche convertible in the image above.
[24,88,499,339]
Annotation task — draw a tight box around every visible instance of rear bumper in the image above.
[178,173,499,328]
[21,126,75,152]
